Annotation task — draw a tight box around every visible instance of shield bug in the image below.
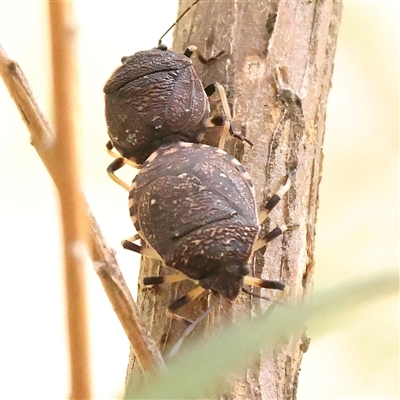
[103,0,251,189]
[123,142,294,319]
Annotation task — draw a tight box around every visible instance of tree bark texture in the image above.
[126,1,342,398]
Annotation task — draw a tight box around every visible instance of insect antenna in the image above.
[241,287,285,306]
[158,0,201,46]
[168,296,220,357]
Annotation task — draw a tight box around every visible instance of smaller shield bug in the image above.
[103,0,251,190]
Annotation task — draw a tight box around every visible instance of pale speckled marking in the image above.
[147,143,189,164]
[146,149,160,163]
[228,157,256,199]
[178,142,196,148]
[216,148,228,156]
[162,146,180,155]
[240,171,254,187]
[249,185,257,213]
[130,212,138,224]
[214,147,255,194]
[129,201,137,219]
[234,163,245,173]
[130,181,137,192]
[128,187,137,221]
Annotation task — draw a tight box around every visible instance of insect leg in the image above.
[143,271,193,286]
[254,168,299,252]
[184,45,225,64]
[142,274,202,325]
[106,141,139,191]
[203,115,231,150]
[258,169,296,224]
[253,223,298,253]
[243,276,285,291]
[203,83,253,149]
[168,296,220,357]
[122,234,163,260]
[183,45,252,148]
[107,159,130,191]
[167,285,206,325]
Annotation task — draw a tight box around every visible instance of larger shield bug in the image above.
[123,142,294,320]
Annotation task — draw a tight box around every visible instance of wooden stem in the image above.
[0,8,165,397]
[126,0,342,398]
[47,2,91,398]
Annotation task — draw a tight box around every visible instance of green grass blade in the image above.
[126,269,398,399]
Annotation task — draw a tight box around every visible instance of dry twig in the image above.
[47,2,91,398]
[0,11,164,399]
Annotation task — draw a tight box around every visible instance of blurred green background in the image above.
[0,1,398,399]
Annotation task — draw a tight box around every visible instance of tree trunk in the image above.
[126,0,342,398]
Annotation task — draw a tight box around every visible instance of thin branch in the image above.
[0,38,164,385]
[89,215,165,373]
[47,2,91,398]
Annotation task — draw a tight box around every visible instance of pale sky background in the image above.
[0,1,398,399]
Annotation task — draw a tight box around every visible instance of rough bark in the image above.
[126,0,342,398]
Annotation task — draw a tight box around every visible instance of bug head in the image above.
[199,263,251,300]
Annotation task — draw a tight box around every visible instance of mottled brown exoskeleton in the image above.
[124,142,294,318]
[104,46,212,166]
[104,1,295,320]
[103,2,251,190]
